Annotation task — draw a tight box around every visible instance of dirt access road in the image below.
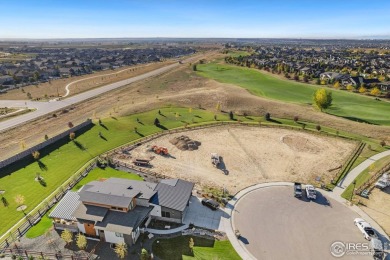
[118,126,356,194]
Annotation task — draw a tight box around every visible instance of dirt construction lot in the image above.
[119,126,356,194]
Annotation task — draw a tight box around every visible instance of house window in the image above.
[115,232,123,238]
[162,211,171,218]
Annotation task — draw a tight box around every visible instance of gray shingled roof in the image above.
[152,179,194,212]
[95,206,153,235]
[73,203,108,222]
[49,191,80,221]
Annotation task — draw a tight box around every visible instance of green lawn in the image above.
[72,167,143,191]
[0,105,384,238]
[152,236,241,260]
[341,155,390,200]
[0,107,231,236]
[25,213,53,239]
[197,63,390,125]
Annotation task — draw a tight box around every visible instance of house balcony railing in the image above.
[53,222,79,232]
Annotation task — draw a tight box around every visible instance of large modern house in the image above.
[49,177,194,245]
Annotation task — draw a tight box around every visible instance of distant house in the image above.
[59,68,72,78]
[0,75,13,85]
[378,81,390,92]
[50,177,194,246]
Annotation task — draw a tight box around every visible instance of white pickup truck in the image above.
[375,173,390,189]
[305,185,317,200]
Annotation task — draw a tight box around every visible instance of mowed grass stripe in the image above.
[197,63,390,125]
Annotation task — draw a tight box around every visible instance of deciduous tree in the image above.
[32,151,40,160]
[370,87,381,96]
[114,242,127,259]
[61,229,73,245]
[189,237,195,253]
[76,233,87,250]
[313,88,332,111]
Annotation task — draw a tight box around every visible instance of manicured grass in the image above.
[0,105,383,238]
[0,107,231,236]
[25,213,52,239]
[152,236,240,260]
[197,63,390,125]
[24,168,142,238]
[72,167,143,191]
[341,155,390,200]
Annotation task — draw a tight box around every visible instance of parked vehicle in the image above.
[375,173,390,189]
[354,218,378,241]
[201,198,219,210]
[370,238,384,260]
[294,183,302,198]
[305,185,316,200]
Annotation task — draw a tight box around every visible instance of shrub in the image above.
[293,116,299,122]
[154,118,160,126]
[380,140,386,147]
[264,112,271,121]
[316,125,321,131]
[229,111,234,120]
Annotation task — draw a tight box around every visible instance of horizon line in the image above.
[1,36,390,41]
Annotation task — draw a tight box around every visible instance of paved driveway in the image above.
[233,186,375,260]
[184,196,229,231]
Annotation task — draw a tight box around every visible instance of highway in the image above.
[0,61,184,133]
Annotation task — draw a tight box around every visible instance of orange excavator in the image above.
[151,145,169,155]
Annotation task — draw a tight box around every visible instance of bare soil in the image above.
[359,187,390,235]
[117,126,355,194]
[0,51,389,159]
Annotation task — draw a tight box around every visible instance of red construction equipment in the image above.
[151,145,169,155]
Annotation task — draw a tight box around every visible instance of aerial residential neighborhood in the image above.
[1,1,390,260]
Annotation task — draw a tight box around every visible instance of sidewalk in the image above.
[333,150,390,197]
[225,181,390,260]
[145,224,189,235]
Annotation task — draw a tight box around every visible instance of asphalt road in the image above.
[233,186,373,260]
[0,58,194,133]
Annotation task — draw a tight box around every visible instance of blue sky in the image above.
[1,0,389,39]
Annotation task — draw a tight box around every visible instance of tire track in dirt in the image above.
[227,128,269,179]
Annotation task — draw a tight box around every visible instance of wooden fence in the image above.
[0,161,96,252]
[356,162,390,195]
[0,248,88,260]
[0,119,359,252]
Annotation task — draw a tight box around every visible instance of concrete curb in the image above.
[225,181,389,260]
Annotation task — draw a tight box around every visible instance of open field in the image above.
[0,60,176,100]
[152,235,240,260]
[122,126,355,194]
[197,63,390,125]
[0,56,389,160]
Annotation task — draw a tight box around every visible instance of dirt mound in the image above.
[281,134,320,154]
[169,135,201,151]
